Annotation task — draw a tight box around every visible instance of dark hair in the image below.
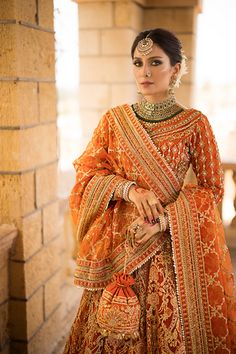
[131,28,183,66]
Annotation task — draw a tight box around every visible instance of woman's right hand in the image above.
[128,185,164,223]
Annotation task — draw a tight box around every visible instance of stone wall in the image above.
[0,1,62,353]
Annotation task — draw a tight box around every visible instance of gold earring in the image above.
[135,80,142,95]
[168,76,177,97]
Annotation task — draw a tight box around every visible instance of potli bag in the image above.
[97,243,141,340]
[97,272,141,340]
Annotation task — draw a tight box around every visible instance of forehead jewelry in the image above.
[137,35,154,56]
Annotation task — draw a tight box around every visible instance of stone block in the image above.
[101,29,135,55]
[10,287,43,340]
[42,201,59,244]
[38,0,54,30]
[79,2,113,29]
[114,2,143,31]
[111,83,137,106]
[0,82,38,127]
[44,271,61,318]
[0,24,16,77]
[20,172,35,217]
[10,236,61,298]
[0,24,55,80]
[79,84,109,109]
[144,8,196,34]
[60,280,82,320]
[36,163,58,208]
[0,123,57,172]
[80,56,133,83]
[0,302,8,351]
[79,30,100,56]
[16,25,55,79]
[0,0,37,24]
[27,305,62,354]
[38,83,57,122]
[0,172,35,225]
[0,266,8,304]
[11,211,42,262]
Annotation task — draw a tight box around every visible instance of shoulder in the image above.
[105,104,131,123]
[107,104,130,115]
[185,108,216,139]
[183,108,211,127]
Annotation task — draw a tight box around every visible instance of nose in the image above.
[141,62,151,78]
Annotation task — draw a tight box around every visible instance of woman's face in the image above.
[132,44,180,103]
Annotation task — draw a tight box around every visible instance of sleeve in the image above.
[189,114,224,204]
[69,112,133,228]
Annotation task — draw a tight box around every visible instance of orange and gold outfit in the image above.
[64,105,236,353]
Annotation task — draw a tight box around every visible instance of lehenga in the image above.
[64,105,236,353]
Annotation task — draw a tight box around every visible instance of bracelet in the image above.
[114,181,125,199]
[157,213,168,232]
[123,181,136,202]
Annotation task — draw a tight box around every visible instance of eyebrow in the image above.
[133,56,163,60]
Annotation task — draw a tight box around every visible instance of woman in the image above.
[64,28,236,353]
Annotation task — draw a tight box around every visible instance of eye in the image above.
[133,60,143,67]
[151,60,162,66]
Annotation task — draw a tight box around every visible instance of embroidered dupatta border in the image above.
[76,174,117,241]
[167,188,214,353]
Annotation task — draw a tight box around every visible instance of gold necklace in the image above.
[133,96,179,121]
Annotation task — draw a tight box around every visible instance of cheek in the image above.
[133,67,140,80]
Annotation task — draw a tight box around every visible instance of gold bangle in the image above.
[158,214,166,232]
[123,181,136,202]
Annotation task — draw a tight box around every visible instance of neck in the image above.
[143,93,168,104]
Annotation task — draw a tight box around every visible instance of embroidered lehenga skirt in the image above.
[64,236,186,354]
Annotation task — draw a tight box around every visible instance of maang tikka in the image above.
[137,33,154,56]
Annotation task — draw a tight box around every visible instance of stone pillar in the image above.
[77,0,143,141]
[0,1,62,353]
[143,0,202,106]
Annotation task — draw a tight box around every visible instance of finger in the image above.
[136,231,153,245]
[133,201,145,219]
[147,202,159,223]
[142,201,153,223]
[155,199,164,214]
[135,231,146,243]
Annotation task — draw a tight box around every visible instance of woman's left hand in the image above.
[127,216,161,247]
